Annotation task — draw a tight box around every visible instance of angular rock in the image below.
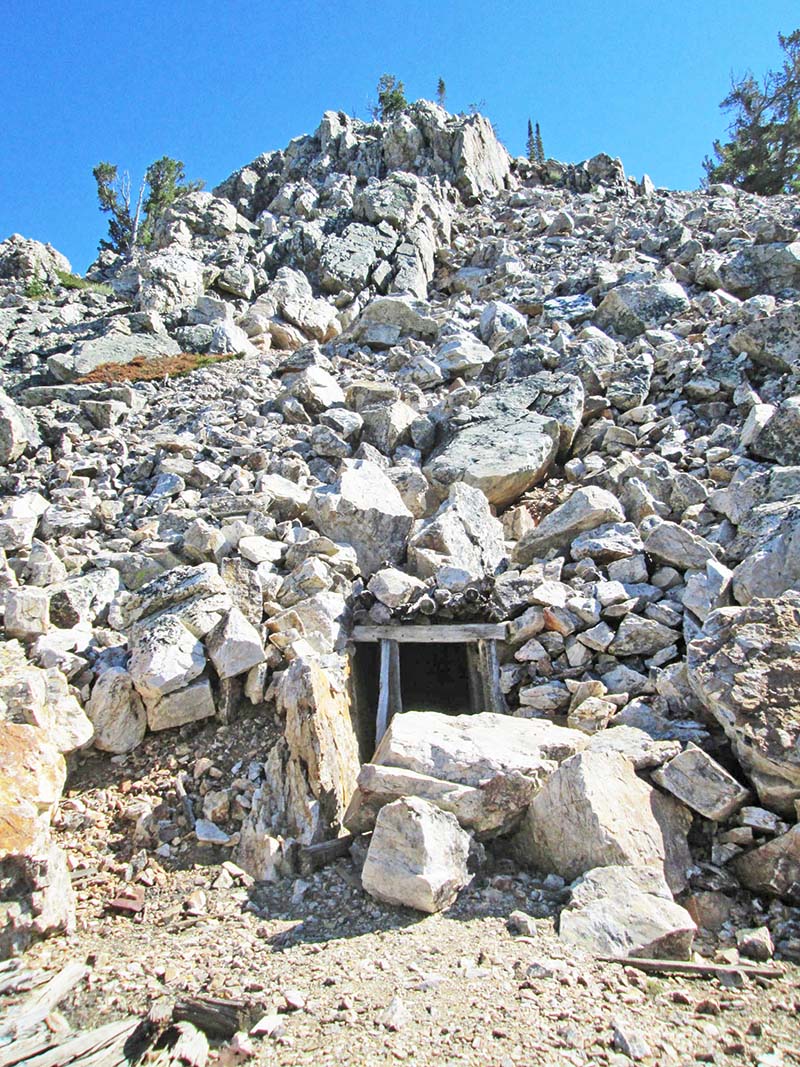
[515,487,625,565]
[424,376,571,507]
[732,825,800,903]
[651,745,750,821]
[642,518,716,570]
[85,667,147,754]
[0,389,41,464]
[361,796,471,913]
[206,606,265,680]
[255,656,361,842]
[514,750,691,893]
[687,592,800,814]
[595,280,689,337]
[307,460,414,578]
[129,615,206,704]
[146,677,217,731]
[345,763,538,838]
[559,865,696,959]
[750,396,800,466]
[368,710,586,787]
[407,481,506,581]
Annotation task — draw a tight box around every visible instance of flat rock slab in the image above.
[424,376,572,507]
[361,796,471,913]
[651,745,750,821]
[370,711,588,787]
[559,865,696,959]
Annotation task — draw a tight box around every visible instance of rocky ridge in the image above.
[1,100,800,1060]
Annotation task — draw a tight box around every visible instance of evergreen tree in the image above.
[93,157,203,255]
[704,29,800,194]
[436,77,447,108]
[526,118,535,161]
[139,157,203,247]
[92,162,144,255]
[371,74,408,121]
[535,122,545,164]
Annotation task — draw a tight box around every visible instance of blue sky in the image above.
[3,1,797,272]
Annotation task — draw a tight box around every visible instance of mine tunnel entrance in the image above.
[399,642,470,715]
[351,623,509,759]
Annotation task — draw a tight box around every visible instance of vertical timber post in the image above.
[376,639,401,744]
[477,639,507,713]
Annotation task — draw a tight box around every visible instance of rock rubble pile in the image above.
[1,100,800,967]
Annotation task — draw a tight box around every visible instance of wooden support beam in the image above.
[353,623,508,644]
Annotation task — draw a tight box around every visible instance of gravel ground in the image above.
[13,716,800,1067]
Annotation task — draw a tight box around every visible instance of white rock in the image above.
[361,796,471,913]
[206,607,266,680]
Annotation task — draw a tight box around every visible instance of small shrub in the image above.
[55,270,113,296]
[25,269,51,300]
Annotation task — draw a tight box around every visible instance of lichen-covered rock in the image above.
[687,592,800,814]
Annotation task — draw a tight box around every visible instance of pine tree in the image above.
[92,163,144,255]
[93,157,203,256]
[526,118,535,161]
[139,157,203,247]
[535,122,545,164]
[436,78,446,108]
[704,29,800,194]
[371,74,408,122]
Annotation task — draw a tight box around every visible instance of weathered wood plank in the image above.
[0,962,88,1043]
[298,835,355,875]
[353,623,508,644]
[18,1018,138,1067]
[597,955,784,979]
[172,996,259,1040]
[477,638,508,714]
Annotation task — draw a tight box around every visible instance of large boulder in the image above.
[307,460,414,578]
[0,233,71,285]
[361,796,471,913]
[0,389,41,464]
[594,280,690,337]
[731,301,800,374]
[48,326,181,383]
[250,655,362,845]
[732,825,800,903]
[750,397,800,467]
[687,592,800,814]
[719,242,800,298]
[559,865,696,960]
[424,375,578,507]
[514,487,625,565]
[407,481,507,582]
[514,750,691,893]
[345,710,587,837]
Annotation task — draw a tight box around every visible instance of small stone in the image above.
[380,995,411,1032]
[735,925,774,961]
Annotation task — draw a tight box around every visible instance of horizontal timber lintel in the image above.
[352,623,508,644]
